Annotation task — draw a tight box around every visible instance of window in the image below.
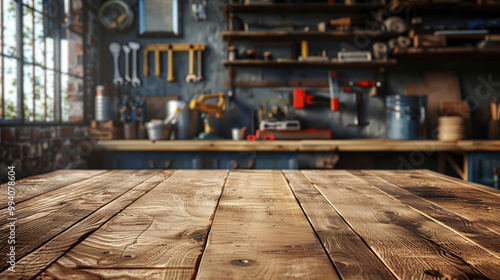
[0,0,87,123]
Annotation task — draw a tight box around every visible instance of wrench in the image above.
[185,46,197,83]
[196,49,203,82]
[128,41,141,87]
[109,42,123,86]
[122,45,131,83]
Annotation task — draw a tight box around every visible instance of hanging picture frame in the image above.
[138,0,181,37]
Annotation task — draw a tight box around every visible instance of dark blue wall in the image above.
[99,1,499,139]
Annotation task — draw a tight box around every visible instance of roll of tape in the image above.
[372,42,388,60]
[383,17,406,33]
[397,36,411,49]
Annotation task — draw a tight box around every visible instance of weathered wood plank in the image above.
[38,261,194,280]
[420,169,500,197]
[196,170,339,280]
[352,170,500,260]
[368,170,500,235]
[302,170,499,280]
[0,170,159,272]
[0,170,175,280]
[49,170,227,276]
[282,170,396,280]
[0,169,108,206]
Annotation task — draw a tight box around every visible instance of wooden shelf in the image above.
[401,2,500,11]
[226,3,385,13]
[96,139,500,152]
[222,59,397,68]
[392,46,500,60]
[223,80,329,87]
[222,30,402,41]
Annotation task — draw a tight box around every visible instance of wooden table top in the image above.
[96,139,500,152]
[2,169,500,279]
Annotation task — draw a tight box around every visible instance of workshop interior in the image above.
[1,0,500,187]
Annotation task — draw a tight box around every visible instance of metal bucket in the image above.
[166,101,199,139]
[387,95,427,140]
[145,122,171,140]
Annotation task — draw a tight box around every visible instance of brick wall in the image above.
[0,125,93,181]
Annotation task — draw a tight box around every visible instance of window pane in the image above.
[34,11,44,66]
[61,74,83,122]
[34,0,43,13]
[2,57,18,119]
[33,65,44,121]
[2,0,17,56]
[62,30,83,77]
[61,73,67,121]
[45,35,54,69]
[23,6,33,63]
[23,63,33,121]
[23,64,45,122]
[45,69,54,121]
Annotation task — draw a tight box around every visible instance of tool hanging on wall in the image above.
[122,45,131,83]
[345,88,369,127]
[329,71,340,112]
[109,41,141,87]
[109,42,123,86]
[196,49,203,82]
[186,46,197,83]
[128,41,141,87]
[99,0,134,31]
[190,0,207,21]
[143,43,206,83]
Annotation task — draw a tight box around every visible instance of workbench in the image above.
[2,169,499,279]
[94,139,500,182]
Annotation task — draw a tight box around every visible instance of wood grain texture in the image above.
[352,170,500,260]
[0,170,108,206]
[196,170,339,280]
[0,170,159,272]
[282,170,396,280]
[38,261,194,280]
[368,170,500,235]
[420,169,500,197]
[0,170,175,280]
[51,170,227,272]
[96,139,500,152]
[302,170,498,280]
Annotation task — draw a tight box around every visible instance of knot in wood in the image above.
[231,259,255,267]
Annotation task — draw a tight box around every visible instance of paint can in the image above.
[166,101,199,139]
[95,85,113,121]
[387,95,427,140]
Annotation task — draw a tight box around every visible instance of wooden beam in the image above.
[444,153,465,179]
[283,170,396,280]
[196,170,339,279]
[301,170,497,279]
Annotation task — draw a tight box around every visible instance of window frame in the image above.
[0,0,88,126]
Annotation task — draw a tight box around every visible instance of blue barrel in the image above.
[387,95,427,140]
